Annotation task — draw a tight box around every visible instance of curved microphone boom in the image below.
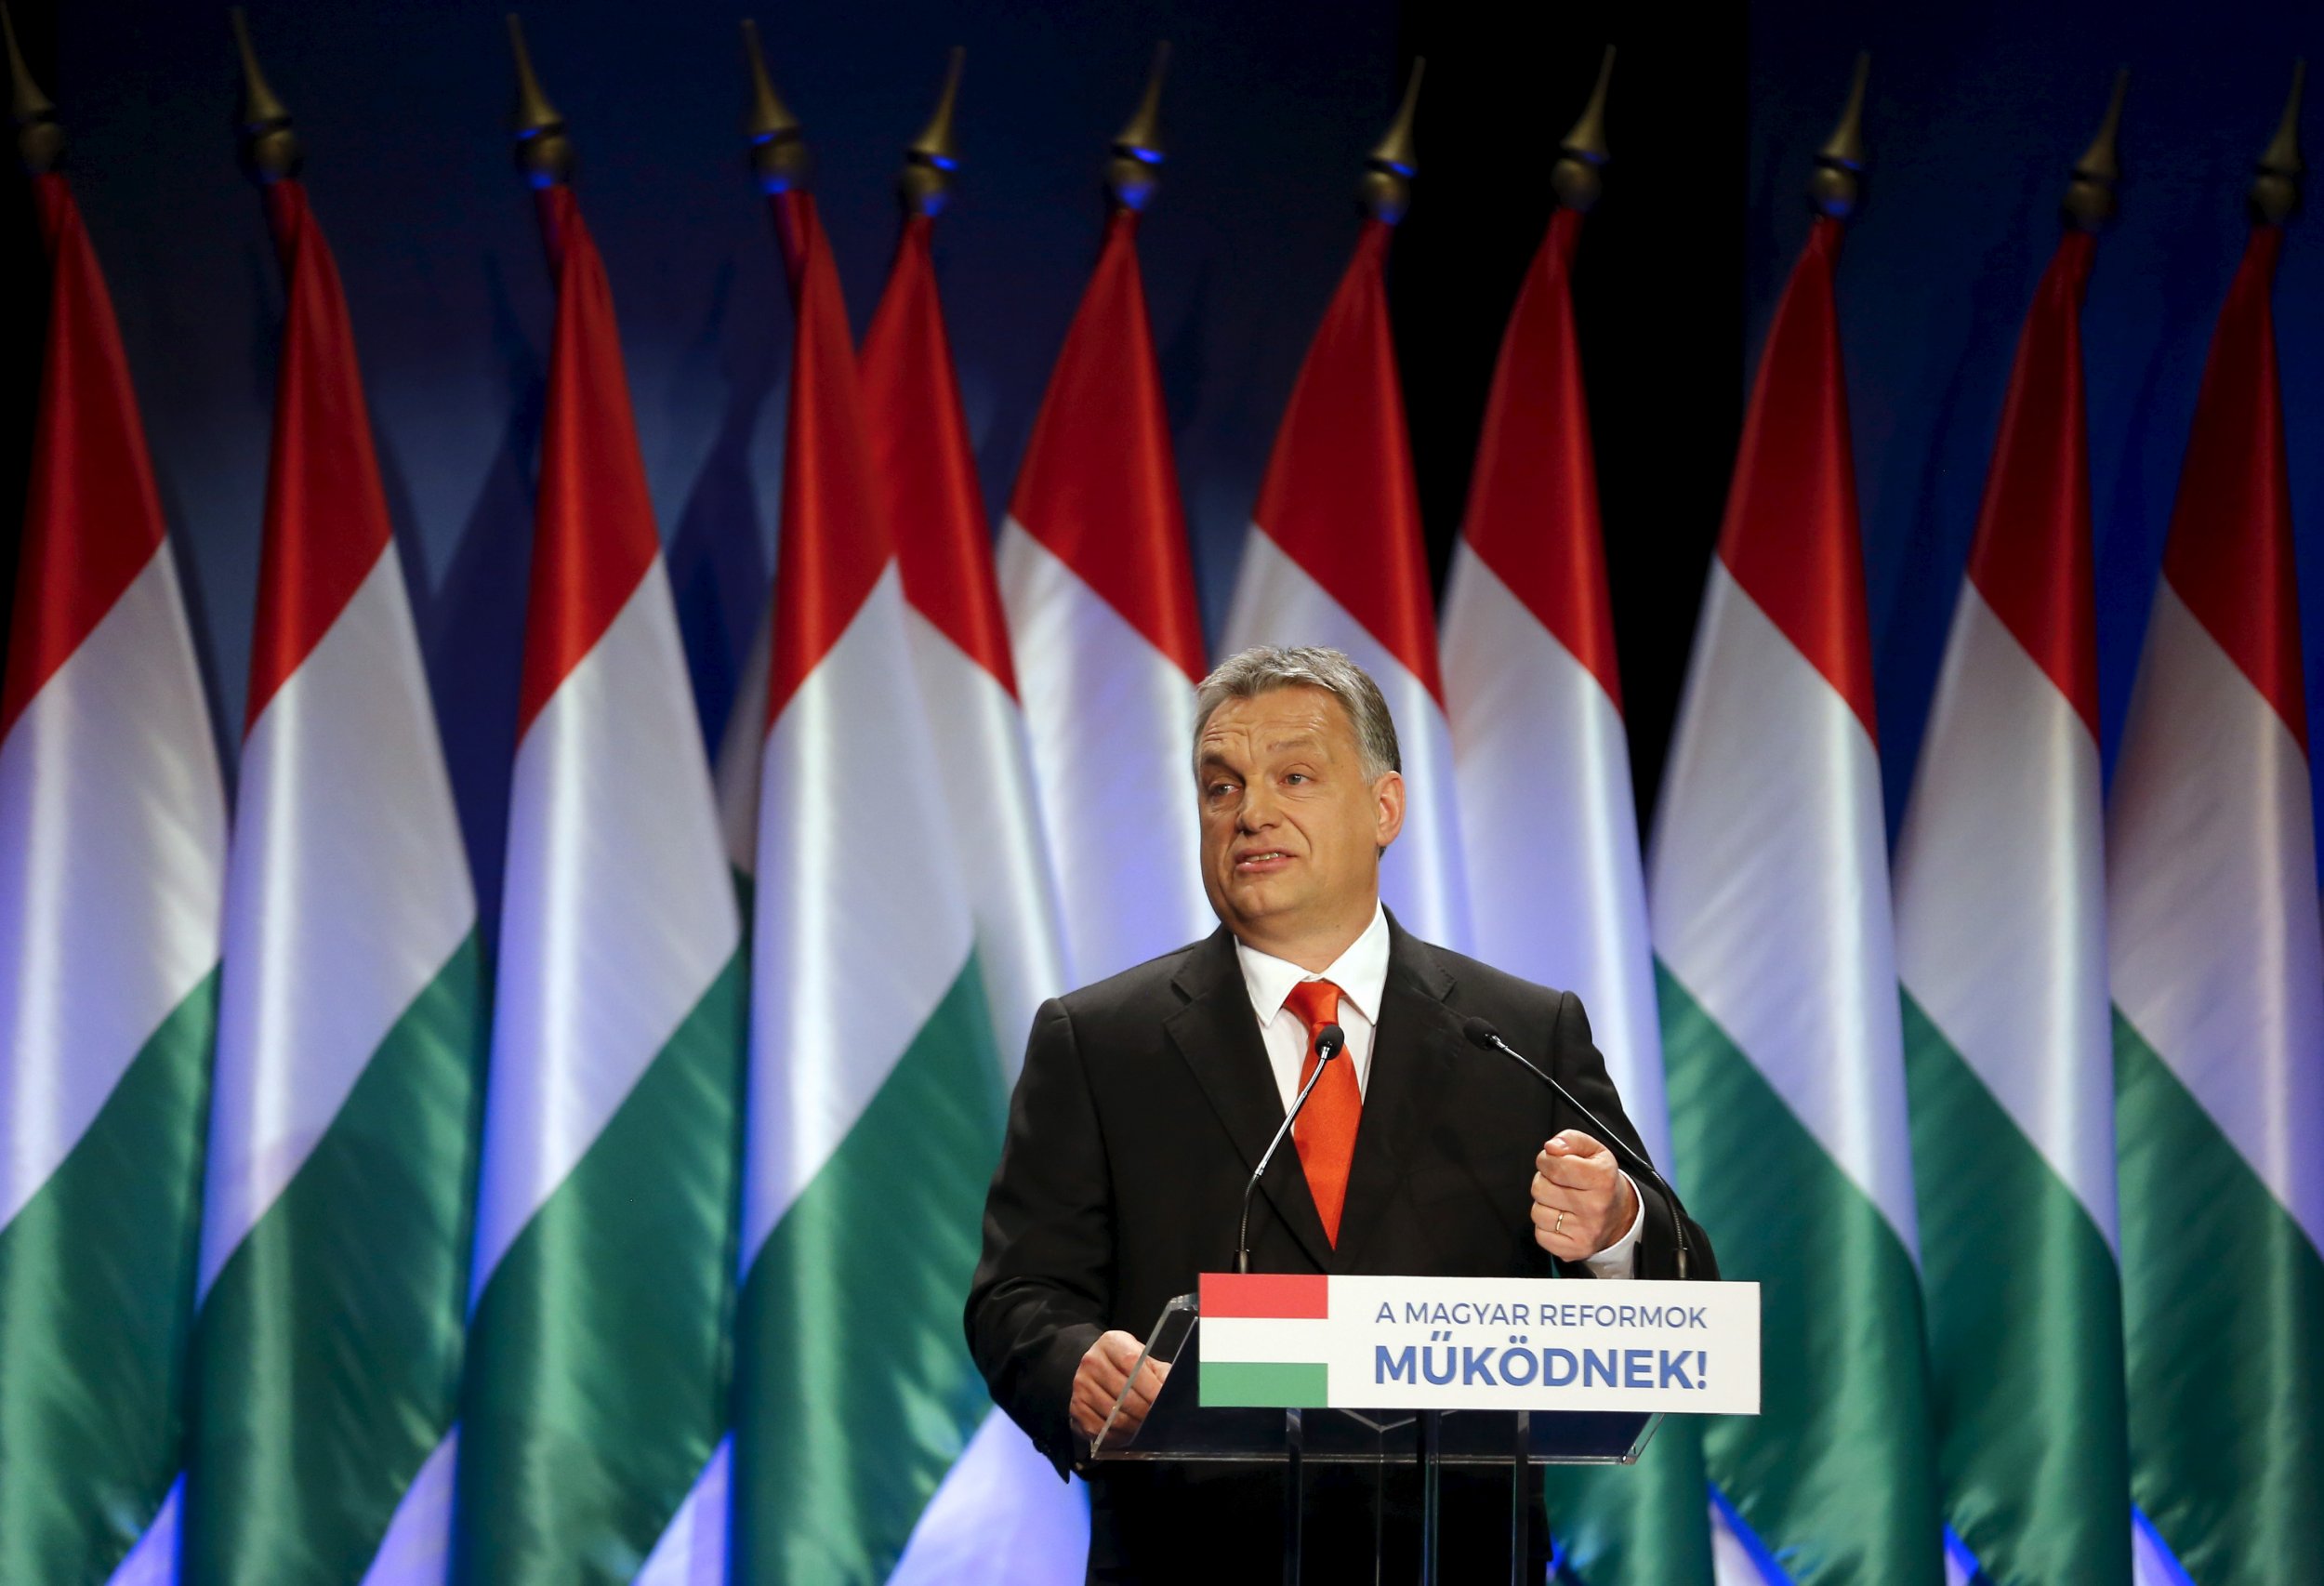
[1234,1023,1344,1274]
[1461,1016,1697,1281]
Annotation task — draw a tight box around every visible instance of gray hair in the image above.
[1192,646,1402,781]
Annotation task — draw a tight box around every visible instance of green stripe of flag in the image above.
[0,971,217,1584]
[1544,1413,1714,1585]
[1903,991,2128,1585]
[732,958,1006,1586]
[453,949,747,1586]
[1199,1360,1328,1408]
[184,935,487,1584]
[2115,1009,2324,1585]
[1658,962,1943,1585]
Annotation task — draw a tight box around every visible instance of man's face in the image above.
[1196,685,1405,947]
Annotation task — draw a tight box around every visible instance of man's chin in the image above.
[1215,878,1298,926]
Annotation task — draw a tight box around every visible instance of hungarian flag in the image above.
[860,206,1089,1580]
[1648,217,1942,1582]
[729,191,1009,1586]
[0,171,226,1584]
[1892,228,2129,1583]
[2107,222,2323,1583]
[1441,205,1713,1585]
[452,185,746,1585]
[1222,218,1470,948]
[182,178,485,1586]
[997,208,1211,983]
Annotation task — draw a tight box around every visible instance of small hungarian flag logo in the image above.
[1199,1273,1334,1407]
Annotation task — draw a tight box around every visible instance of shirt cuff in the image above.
[1582,1173,1645,1280]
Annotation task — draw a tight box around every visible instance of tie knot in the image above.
[1283,978,1342,1038]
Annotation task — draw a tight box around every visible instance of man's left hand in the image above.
[1530,1131,1637,1262]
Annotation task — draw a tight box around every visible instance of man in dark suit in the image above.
[967,645,1715,1583]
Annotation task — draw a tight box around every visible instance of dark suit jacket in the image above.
[966,913,1717,1582]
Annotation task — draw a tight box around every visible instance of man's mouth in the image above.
[1233,850,1293,874]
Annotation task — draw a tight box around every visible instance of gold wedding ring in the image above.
[1552,1210,1568,1236]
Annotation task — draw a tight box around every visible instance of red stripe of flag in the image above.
[1715,217,1880,742]
[1962,231,2101,734]
[1200,1272,1330,1319]
[3,175,169,740]
[2159,225,2307,751]
[863,212,1017,695]
[1007,209,1206,684]
[1458,206,1622,711]
[243,180,397,731]
[514,186,661,738]
[1253,218,1444,702]
[764,192,891,726]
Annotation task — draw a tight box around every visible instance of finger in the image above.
[1530,1174,1601,1214]
[1536,1150,1614,1191]
[1533,1223,1591,1262]
[1080,1352,1129,1404]
[1543,1148,1618,1185]
[1548,1130,1608,1159]
[1098,1331,1149,1372]
[1128,1355,1170,1404]
[1076,1370,1143,1437]
[1531,1181,1588,1219]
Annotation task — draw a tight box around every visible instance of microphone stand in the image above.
[1464,1019,1697,1281]
[1235,1024,1344,1274]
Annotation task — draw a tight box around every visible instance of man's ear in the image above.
[1372,770,1406,852]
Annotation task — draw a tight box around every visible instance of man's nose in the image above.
[1238,781,1280,829]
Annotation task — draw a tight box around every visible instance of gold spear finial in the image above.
[230,10,300,183]
[1552,46,1616,213]
[1361,56,1424,223]
[1106,42,1169,210]
[506,15,573,187]
[901,46,964,217]
[2251,59,2305,225]
[4,2,62,175]
[1808,52,1870,219]
[740,20,809,193]
[2061,70,2128,233]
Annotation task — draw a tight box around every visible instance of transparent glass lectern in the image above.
[1086,1294,1660,1586]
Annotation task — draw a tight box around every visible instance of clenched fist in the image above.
[1529,1130,1637,1262]
[1069,1328,1171,1442]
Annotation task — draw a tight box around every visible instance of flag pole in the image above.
[1361,56,1423,223]
[899,45,964,218]
[1809,52,1870,220]
[1107,42,1169,212]
[2062,69,2128,233]
[4,1,61,174]
[228,9,298,186]
[505,14,574,191]
[739,18,807,195]
[2250,59,2305,224]
[737,20,812,272]
[1551,47,1615,214]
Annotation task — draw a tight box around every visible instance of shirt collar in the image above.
[1234,903,1391,1029]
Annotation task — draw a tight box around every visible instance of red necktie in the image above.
[1283,978,1362,1245]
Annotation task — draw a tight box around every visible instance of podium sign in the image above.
[1196,1273,1760,1416]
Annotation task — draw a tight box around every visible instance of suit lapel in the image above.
[1164,929,1336,1273]
[1335,917,1461,1272]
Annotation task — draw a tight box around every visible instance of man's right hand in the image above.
[1069,1329,1170,1441]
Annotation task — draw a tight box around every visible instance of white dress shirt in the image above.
[1234,904,1643,1277]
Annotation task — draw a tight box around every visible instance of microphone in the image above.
[1235,1023,1345,1274]
[1461,1016,1698,1281]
